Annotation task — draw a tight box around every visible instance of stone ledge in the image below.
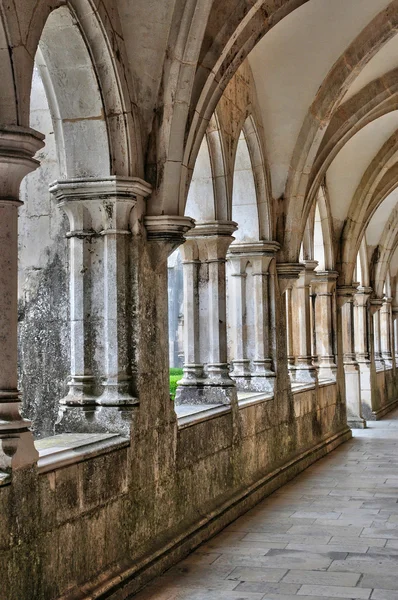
[176,391,275,429]
[60,425,352,600]
[176,404,230,429]
[36,433,129,474]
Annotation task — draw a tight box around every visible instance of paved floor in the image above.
[134,409,398,599]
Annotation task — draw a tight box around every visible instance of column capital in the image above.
[276,262,305,294]
[144,215,196,254]
[354,286,373,307]
[311,270,338,295]
[185,220,238,238]
[227,240,280,273]
[298,260,319,287]
[0,126,44,200]
[370,297,383,315]
[186,220,237,261]
[336,283,359,308]
[227,240,280,257]
[51,176,151,233]
[50,176,151,201]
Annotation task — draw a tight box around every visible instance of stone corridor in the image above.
[133,410,398,600]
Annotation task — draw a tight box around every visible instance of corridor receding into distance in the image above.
[135,415,398,600]
[3,1,398,599]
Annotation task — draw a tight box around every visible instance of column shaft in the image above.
[294,261,318,384]
[311,272,338,381]
[0,127,44,472]
[338,287,366,429]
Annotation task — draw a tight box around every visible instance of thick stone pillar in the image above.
[227,241,280,392]
[337,286,366,429]
[277,263,304,382]
[380,296,393,368]
[311,271,338,381]
[294,261,318,384]
[50,177,152,435]
[353,287,372,417]
[0,126,44,472]
[371,299,384,371]
[176,221,238,405]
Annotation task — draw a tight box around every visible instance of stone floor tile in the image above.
[329,536,386,548]
[233,581,300,594]
[214,549,334,570]
[282,571,361,586]
[286,543,367,554]
[359,574,398,590]
[298,585,372,598]
[225,566,287,582]
[371,590,398,600]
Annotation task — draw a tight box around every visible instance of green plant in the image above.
[169,368,183,399]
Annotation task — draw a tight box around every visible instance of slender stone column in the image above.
[311,271,338,381]
[371,299,384,371]
[228,255,250,379]
[227,241,280,392]
[393,307,398,364]
[0,126,44,472]
[277,263,304,382]
[179,238,203,384]
[380,296,393,368]
[50,177,152,435]
[294,261,318,384]
[176,221,238,405]
[285,287,296,377]
[353,287,372,417]
[337,285,366,429]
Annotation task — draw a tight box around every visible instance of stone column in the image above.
[337,285,366,428]
[228,255,250,380]
[50,177,152,436]
[380,296,393,368]
[276,263,304,382]
[176,221,238,405]
[285,286,296,378]
[371,299,384,371]
[393,307,398,364]
[227,241,280,392]
[311,271,338,381]
[353,287,372,418]
[0,126,44,472]
[294,260,318,384]
[178,238,203,384]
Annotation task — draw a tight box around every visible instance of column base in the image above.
[348,417,367,429]
[294,364,318,384]
[97,382,138,406]
[231,374,275,393]
[55,404,137,437]
[230,360,251,377]
[175,382,237,405]
[318,358,337,381]
[0,425,38,472]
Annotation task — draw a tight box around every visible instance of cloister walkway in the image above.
[134,409,398,600]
